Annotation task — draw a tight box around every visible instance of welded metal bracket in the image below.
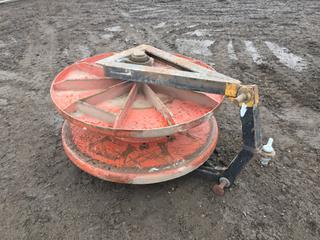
[194,105,262,195]
[97,45,268,195]
[96,44,241,95]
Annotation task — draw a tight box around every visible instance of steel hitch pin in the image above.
[212,177,230,196]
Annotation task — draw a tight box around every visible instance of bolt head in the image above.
[129,50,150,63]
[132,50,146,58]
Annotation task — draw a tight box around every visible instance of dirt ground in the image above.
[0,0,319,239]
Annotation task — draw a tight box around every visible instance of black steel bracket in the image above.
[197,105,262,196]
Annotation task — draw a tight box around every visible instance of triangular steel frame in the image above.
[96,44,240,95]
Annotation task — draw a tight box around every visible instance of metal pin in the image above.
[212,177,230,196]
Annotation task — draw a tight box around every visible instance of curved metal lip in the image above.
[51,53,224,139]
[62,118,219,184]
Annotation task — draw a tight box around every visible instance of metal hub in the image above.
[128,50,152,65]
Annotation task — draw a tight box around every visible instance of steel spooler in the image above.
[51,45,275,195]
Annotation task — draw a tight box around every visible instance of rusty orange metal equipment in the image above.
[51,51,224,184]
[51,45,274,195]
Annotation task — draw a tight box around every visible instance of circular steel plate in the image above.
[51,53,223,139]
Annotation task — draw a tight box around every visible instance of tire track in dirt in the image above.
[108,0,319,113]
[1,1,320,239]
[20,21,57,74]
[112,2,172,51]
[17,15,58,95]
[170,27,319,110]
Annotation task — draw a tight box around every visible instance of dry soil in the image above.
[0,0,319,239]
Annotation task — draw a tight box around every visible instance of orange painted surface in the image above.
[166,99,212,123]
[62,118,219,184]
[121,108,168,129]
[52,50,224,183]
[51,52,224,136]
[69,120,212,169]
